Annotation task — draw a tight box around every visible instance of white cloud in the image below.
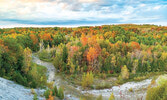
[0,0,166,25]
[79,0,99,3]
[153,6,161,10]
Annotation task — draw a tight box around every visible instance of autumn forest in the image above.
[0,24,167,100]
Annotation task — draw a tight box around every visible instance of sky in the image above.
[0,0,167,27]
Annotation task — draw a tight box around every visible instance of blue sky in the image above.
[0,0,167,27]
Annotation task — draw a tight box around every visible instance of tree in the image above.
[130,42,140,50]
[53,54,63,70]
[87,47,98,63]
[30,34,38,44]
[62,46,68,63]
[39,40,44,52]
[22,47,32,74]
[121,65,129,80]
[81,33,88,46]
[88,35,97,47]
[40,33,52,41]
[132,59,138,74]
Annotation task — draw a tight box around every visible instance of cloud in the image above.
[153,6,161,10]
[0,0,166,26]
[79,0,99,3]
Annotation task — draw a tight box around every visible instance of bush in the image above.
[53,85,58,96]
[109,93,115,100]
[44,89,50,99]
[128,88,133,92]
[12,72,28,86]
[82,72,94,88]
[44,85,64,100]
[31,88,36,94]
[146,75,167,100]
[96,95,103,100]
[33,93,38,100]
[38,50,52,61]
[58,87,64,100]
[146,83,167,100]
[157,75,167,85]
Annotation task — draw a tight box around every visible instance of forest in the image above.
[0,24,167,100]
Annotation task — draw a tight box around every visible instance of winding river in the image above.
[32,55,152,100]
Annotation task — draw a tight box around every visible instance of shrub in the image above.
[109,93,115,100]
[128,88,133,92]
[96,95,103,100]
[47,82,54,89]
[80,97,86,100]
[146,75,167,100]
[53,85,58,97]
[82,72,94,88]
[44,85,64,100]
[31,88,36,94]
[157,75,167,85]
[146,83,167,100]
[58,87,64,100]
[38,50,52,61]
[12,72,28,86]
[44,89,50,99]
[33,93,38,100]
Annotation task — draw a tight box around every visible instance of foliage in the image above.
[38,49,52,61]
[146,83,167,100]
[157,74,167,85]
[121,65,129,80]
[44,85,64,100]
[96,95,103,100]
[0,24,167,89]
[58,87,64,99]
[33,93,38,100]
[109,93,115,100]
[82,72,94,88]
[23,47,32,74]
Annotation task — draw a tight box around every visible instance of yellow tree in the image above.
[121,65,129,80]
[22,47,32,74]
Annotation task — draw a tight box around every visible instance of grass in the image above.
[115,71,167,85]
[31,62,47,88]
[58,71,167,90]
[39,58,53,62]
